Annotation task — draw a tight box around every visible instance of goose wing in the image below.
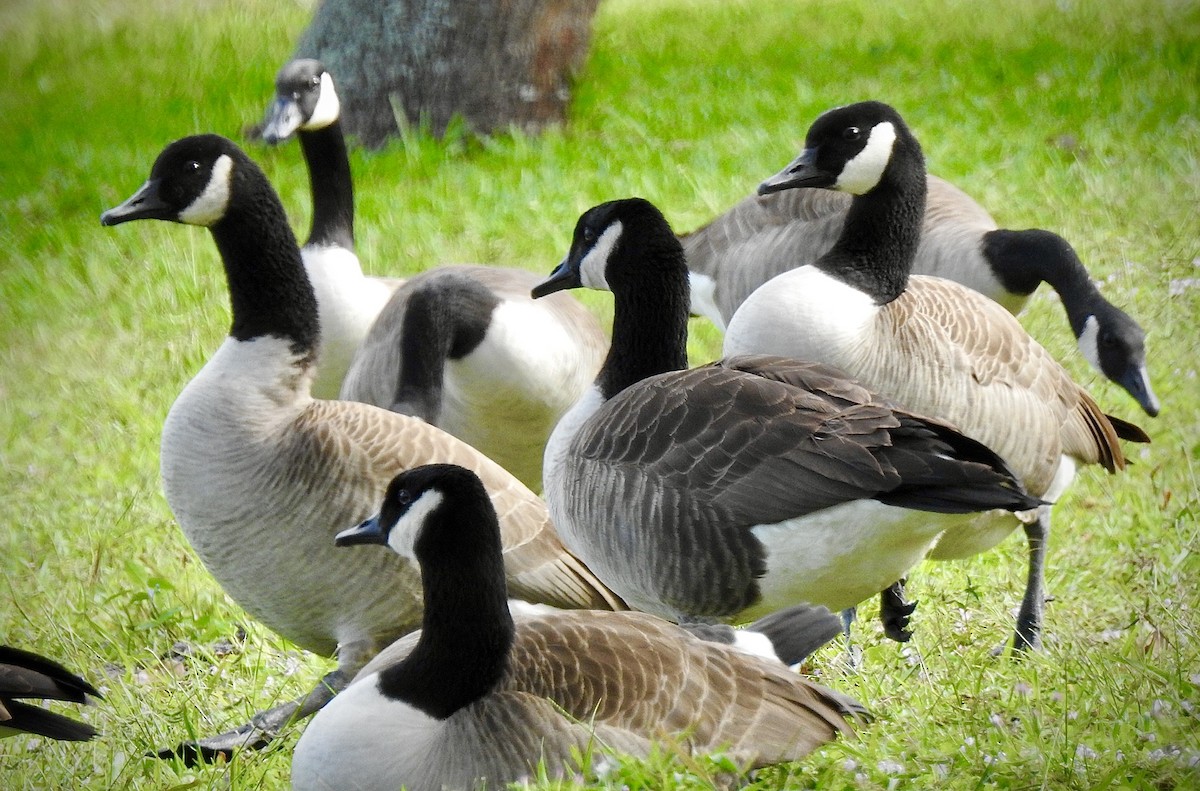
[503,611,858,767]
[301,400,623,611]
[562,358,1027,615]
[681,190,850,321]
[891,277,1128,484]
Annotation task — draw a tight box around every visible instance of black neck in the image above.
[818,150,926,305]
[376,490,515,719]
[392,275,498,419]
[982,228,1101,336]
[210,177,320,357]
[598,251,691,400]
[298,120,355,250]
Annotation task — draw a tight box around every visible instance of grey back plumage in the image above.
[340,264,607,491]
[297,610,859,791]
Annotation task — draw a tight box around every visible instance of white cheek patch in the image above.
[305,72,341,130]
[1077,314,1102,372]
[579,221,622,291]
[731,630,778,662]
[178,154,233,226]
[385,490,444,564]
[687,271,725,328]
[835,121,896,195]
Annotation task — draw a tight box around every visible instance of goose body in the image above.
[531,198,1040,624]
[340,264,607,491]
[292,464,862,791]
[100,135,620,749]
[262,59,400,399]
[684,175,1159,417]
[0,646,101,742]
[725,101,1148,648]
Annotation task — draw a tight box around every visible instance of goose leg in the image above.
[879,579,917,642]
[156,639,375,765]
[838,607,861,669]
[1010,505,1051,653]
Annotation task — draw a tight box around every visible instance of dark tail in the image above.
[874,417,1044,514]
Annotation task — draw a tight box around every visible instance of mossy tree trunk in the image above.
[294,0,602,147]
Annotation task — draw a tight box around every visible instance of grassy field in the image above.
[2,0,1198,788]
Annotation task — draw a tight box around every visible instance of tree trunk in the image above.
[294,0,601,147]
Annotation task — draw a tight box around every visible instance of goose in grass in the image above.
[724,100,1150,651]
[100,134,622,761]
[292,464,864,791]
[261,58,401,398]
[529,197,1042,631]
[1,646,101,742]
[267,60,608,489]
[683,171,1159,417]
[339,264,608,492]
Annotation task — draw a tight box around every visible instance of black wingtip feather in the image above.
[744,603,843,666]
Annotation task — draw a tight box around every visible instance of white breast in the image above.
[724,266,878,368]
[292,672,443,791]
[749,501,965,616]
[303,245,395,399]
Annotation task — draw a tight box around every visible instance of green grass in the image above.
[2,0,1198,788]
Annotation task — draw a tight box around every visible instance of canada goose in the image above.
[530,197,1040,628]
[261,58,401,398]
[0,646,101,742]
[339,263,608,491]
[683,173,1159,417]
[100,134,621,759]
[292,464,863,791]
[724,101,1150,650]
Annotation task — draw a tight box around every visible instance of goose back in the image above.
[726,260,1125,497]
[295,611,857,791]
[340,264,607,490]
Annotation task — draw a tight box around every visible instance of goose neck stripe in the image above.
[305,72,341,130]
[836,122,896,195]
[179,154,233,226]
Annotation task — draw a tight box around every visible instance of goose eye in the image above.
[185,160,201,173]
[583,227,597,244]
[311,75,321,87]
[1100,332,1119,349]
[395,490,412,507]
[842,126,861,141]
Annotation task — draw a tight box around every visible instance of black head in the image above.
[984,228,1160,417]
[759,101,920,197]
[262,59,339,144]
[100,134,247,227]
[335,464,497,562]
[1081,303,1159,417]
[532,197,683,299]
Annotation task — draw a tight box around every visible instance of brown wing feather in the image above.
[301,401,622,610]
[866,276,1127,491]
[498,612,857,766]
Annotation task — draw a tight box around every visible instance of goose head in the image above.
[100,134,244,228]
[533,197,684,298]
[335,464,514,720]
[1080,304,1159,416]
[262,59,341,144]
[759,101,921,197]
[336,464,477,566]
